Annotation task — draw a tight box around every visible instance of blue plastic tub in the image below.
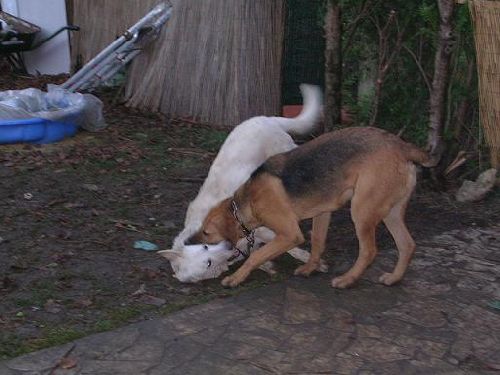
[0,117,79,144]
[0,87,105,145]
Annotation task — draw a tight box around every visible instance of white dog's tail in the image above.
[275,83,323,136]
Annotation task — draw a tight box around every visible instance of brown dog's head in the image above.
[187,199,242,245]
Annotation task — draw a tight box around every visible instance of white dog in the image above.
[160,84,327,282]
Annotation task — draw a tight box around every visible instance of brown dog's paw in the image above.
[378,272,401,286]
[294,263,316,277]
[331,275,356,289]
[221,275,241,288]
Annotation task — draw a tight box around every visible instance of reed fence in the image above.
[469,0,500,167]
[67,0,286,127]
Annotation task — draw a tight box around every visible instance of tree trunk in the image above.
[324,0,342,132]
[427,0,455,157]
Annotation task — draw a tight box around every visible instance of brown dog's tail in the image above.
[402,142,439,167]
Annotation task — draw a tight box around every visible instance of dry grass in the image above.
[469,0,500,168]
[67,0,285,127]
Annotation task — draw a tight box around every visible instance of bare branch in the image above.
[403,44,432,94]
[343,0,378,53]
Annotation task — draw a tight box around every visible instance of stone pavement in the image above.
[1,225,499,375]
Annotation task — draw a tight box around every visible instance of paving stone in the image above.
[6,344,74,373]
[393,336,449,359]
[0,363,19,375]
[76,359,152,374]
[309,354,365,374]
[188,326,228,346]
[325,308,356,333]
[382,298,460,328]
[71,327,141,359]
[283,287,323,324]
[402,279,452,296]
[223,325,285,350]
[146,338,207,374]
[208,339,262,361]
[243,348,286,372]
[341,337,414,362]
[167,352,235,375]
[107,335,164,362]
[2,225,499,374]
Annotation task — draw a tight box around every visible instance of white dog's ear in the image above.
[158,250,182,261]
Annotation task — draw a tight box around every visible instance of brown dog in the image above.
[189,127,435,288]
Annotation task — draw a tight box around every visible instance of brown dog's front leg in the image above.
[294,212,331,277]
[222,234,303,287]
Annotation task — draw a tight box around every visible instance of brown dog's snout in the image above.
[184,234,198,246]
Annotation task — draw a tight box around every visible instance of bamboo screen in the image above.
[68,0,286,127]
[469,0,500,167]
[67,0,157,69]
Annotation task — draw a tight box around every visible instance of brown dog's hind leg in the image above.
[294,212,331,277]
[379,201,415,285]
[331,187,385,289]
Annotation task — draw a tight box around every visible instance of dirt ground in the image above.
[0,71,499,360]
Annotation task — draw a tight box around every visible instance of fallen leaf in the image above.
[140,294,166,307]
[486,363,500,371]
[59,357,77,369]
[64,202,85,209]
[44,299,63,314]
[73,298,93,308]
[0,276,15,290]
[10,261,29,272]
[82,183,99,192]
[142,268,160,280]
[131,283,146,297]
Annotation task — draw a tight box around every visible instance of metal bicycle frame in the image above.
[61,2,172,92]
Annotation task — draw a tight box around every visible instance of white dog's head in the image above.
[159,241,235,283]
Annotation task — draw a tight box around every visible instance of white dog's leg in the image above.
[254,228,329,273]
[287,247,329,273]
[253,227,276,242]
[259,261,278,275]
[237,236,277,275]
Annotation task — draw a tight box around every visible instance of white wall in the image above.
[1,0,71,74]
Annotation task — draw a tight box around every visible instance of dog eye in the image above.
[203,245,209,250]
[207,259,212,268]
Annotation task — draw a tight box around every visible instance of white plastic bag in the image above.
[0,87,107,131]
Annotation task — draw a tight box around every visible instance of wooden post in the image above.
[324,0,342,132]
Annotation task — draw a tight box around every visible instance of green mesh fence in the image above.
[282,0,325,105]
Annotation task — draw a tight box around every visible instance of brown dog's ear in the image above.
[158,250,182,261]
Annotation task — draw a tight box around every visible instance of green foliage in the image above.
[192,128,228,153]
[418,1,438,37]
[332,0,478,151]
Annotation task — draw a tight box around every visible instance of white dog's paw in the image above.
[259,261,277,275]
[317,258,329,273]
